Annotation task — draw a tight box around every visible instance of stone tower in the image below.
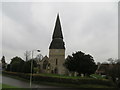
[49,14,65,75]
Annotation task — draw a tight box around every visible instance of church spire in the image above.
[52,14,63,39]
[49,14,65,49]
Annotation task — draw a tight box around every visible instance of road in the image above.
[2,75,60,88]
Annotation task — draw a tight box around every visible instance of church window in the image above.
[47,63,50,70]
[43,60,48,69]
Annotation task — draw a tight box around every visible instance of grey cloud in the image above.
[2,2,118,63]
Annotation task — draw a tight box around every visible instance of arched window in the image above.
[47,63,50,70]
[43,60,48,69]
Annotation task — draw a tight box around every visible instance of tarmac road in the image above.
[2,75,60,88]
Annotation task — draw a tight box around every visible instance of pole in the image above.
[29,49,40,88]
[30,51,33,88]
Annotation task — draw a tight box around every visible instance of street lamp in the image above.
[30,49,40,88]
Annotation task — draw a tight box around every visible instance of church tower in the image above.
[49,14,65,75]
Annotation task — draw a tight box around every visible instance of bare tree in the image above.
[24,51,31,61]
[108,58,120,64]
[36,54,43,61]
[107,58,115,64]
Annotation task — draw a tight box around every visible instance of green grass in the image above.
[34,73,91,79]
[90,74,106,79]
[0,83,2,89]
[3,71,101,80]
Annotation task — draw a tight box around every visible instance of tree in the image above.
[1,56,7,70]
[1,56,6,63]
[107,58,115,64]
[22,60,31,73]
[24,51,31,61]
[22,59,37,73]
[36,54,43,61]
[6,56,38,73]
[10,56,25,72]
[107,58,120,86]
[107,58,120,64]
[64,51,97,76]
[115,59,120,64]
[6,64,10,71]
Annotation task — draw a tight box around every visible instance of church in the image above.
[38,14,66,75]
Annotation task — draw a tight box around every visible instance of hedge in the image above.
[2,71,115,87]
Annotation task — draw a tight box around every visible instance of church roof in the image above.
[49,38,65,49]
[52,14,63,39]
[49,14,65,49]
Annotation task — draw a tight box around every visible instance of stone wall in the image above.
[49,49,65,75]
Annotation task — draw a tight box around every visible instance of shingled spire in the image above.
[52,14,63,39]
[49,14,65,49]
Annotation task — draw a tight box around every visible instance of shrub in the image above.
[2,71,115,87]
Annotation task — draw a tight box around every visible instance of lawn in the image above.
[34,73,91,79]
[90,74,106,79]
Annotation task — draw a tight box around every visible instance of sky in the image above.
[1,1,118,63]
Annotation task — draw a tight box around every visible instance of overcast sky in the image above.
[1,2,118,63]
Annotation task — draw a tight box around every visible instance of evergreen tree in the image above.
[64,51,97,76]
[10,56,25,72]
[1,56,7,70]
[1,56,6,64]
